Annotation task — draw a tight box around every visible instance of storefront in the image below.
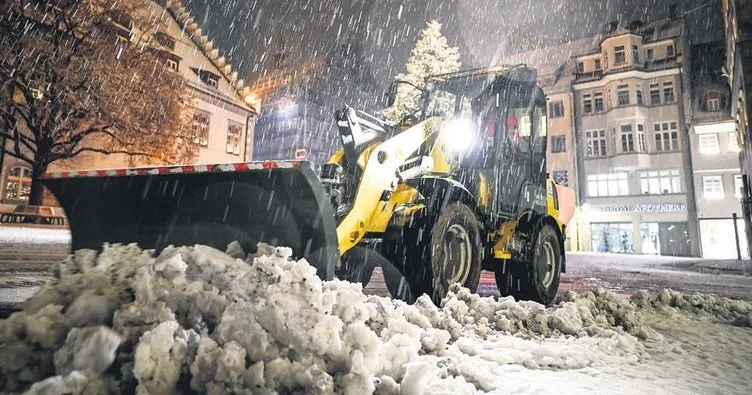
[580,200,693,256]
[699,218,750,259]
[590,223,634,253]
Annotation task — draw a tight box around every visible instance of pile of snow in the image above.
[1,243,750,394]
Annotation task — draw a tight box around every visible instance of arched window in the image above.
[4,166,32,201]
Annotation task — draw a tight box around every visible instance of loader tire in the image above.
[384,202,482,305]
[496,224,562,305]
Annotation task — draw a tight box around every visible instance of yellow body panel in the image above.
[336,118,439,254]
[428,125,455,174]
[326,148,345,164]
[366,184,421,233]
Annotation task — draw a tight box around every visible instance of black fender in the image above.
[406,176,480,217]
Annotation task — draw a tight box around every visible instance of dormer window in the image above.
[704,92,722,112]
[154,32,176,51]
[615,46,626,64]
[193,68,220,88]
[577,62,585,73]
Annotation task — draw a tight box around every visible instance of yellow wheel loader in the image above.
[41,64,573,305]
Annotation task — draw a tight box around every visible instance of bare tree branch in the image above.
[67,146,156,160]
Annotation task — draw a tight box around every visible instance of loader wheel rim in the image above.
[538,239,557,288]
[442,223,473,285]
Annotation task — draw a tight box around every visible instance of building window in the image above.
[698,133,720,154]
[583,94,592,114]
[585,129,607,157]
[577,62,585,73]
[551,135,566,153]
[4,166,32,201]
[650,83,661,105]
[663,81,675,103]
[548,101,564,118]
[706,97,721,112]
[735,175,744,198]
[587,173,629,197]
[667,44,675,57]
[226,120,243,155]
[594,59,602,70]
[636,89,644,105]
[154,31,176,50]
[552,170,569,186]
[116,35,129,47]
[632,45,640,62]
[166,58,178,71]
[640,170,681,194]
[637,124,646,152]
[620,124,635,153]
[654,121,679,151]
[192,110,210,146]
[195,69,220,88]
[729,132,741,152]
[647,48,654,60]
[615,46,626,64]
[617,84,630,106]
[702,175,724,199]
[594,93,604,112]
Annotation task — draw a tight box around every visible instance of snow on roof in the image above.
[492,36,602,88]
[162,0,255,108]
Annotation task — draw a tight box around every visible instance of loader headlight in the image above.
[445,119,475,152]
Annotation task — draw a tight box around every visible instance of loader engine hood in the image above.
[41,161,339,280]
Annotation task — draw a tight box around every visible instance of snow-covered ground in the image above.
[0,226,70,246]
[1,243,750,394]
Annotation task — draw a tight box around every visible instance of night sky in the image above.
[184,0,721,90]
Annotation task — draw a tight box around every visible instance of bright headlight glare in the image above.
[444,119,475,151]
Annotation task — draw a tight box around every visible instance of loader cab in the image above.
[422,66,548,218]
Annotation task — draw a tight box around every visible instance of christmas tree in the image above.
[384,21,461,123]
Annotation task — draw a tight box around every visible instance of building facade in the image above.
[722,0,752,257]
[686,40,749,258]
[572,20,701,256]
[0,0,258,211]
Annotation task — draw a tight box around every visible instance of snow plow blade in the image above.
[41,161,339,280]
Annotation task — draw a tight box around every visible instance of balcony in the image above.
[643,56,680,71]
[574,70,604,83]
[574,57,680,84]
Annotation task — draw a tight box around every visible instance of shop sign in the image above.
[595,203,686,213]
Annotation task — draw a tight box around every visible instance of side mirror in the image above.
[386,81,399,107]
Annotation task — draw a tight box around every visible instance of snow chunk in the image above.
[133,320,199,394]
[53,326,122,375]
[22,371,110,395]
[5,242,751,394]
